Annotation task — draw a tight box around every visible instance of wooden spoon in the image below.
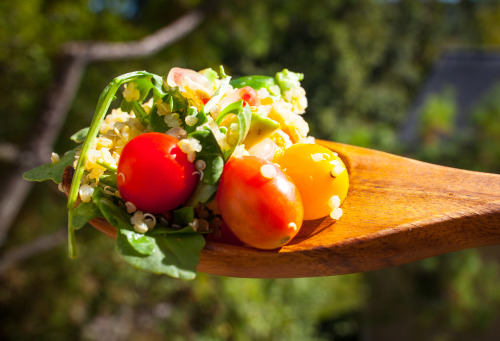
[81,140,500,279]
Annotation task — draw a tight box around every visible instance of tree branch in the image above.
[0,228,67,275]
[0,8,206,249]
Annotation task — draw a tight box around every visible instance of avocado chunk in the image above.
[243,113,280,148]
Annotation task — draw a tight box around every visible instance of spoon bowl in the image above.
[78,141,500,278]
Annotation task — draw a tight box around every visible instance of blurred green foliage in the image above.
[2,0,500,340]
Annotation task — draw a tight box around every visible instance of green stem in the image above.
[96,158,118,172]
[66,71,156,258]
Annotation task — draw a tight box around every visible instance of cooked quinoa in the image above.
[78,68,310,196]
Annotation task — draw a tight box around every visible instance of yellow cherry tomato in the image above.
[274,143,349,220]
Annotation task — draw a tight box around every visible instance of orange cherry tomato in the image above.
[216,156,303,249]
[274,143,349,220]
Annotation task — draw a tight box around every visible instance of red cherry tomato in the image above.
[216,156,303,250]
[117,133,198,214]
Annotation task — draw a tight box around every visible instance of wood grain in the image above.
[84,141,500,278]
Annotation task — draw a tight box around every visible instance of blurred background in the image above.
[1,0,500,340]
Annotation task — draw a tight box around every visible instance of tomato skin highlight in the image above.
[117,133,198,214]
[216,156,303,250]
[274,143,349,220]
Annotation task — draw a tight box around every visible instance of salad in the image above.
[23,67,349,280]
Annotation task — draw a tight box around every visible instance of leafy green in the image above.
[91,186,203,279]
[71,201,102,230]
[172,206,195,226]
[116,230,204,280]
[70,127,89,143]
[117,229,155,256]
[67,71,157,259]
[184,106,208,134]
[184,129,225,207]
[189,129,224,185]
[215,100,252,160]
[149,88,189,133]
[98,173,117,188]
[148,104,168,133]
[230,75,277,93]
[22,148,78,184]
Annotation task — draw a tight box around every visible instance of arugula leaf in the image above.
[67,71,157,259]
[99,173,117,188]
[183,129,224,207]
[71,201,102,230]
[23,148,78,184]
[215,100,252,160]
[70,128,89,143]
[116,230,205,280]
[189,129,224,185]
[184,106,208,134]
[172,207,195,226]
[149,224,198,235]
[117,229,155,256]
[148,104,168,133]
[230,75,276,92]
[149,89,190,133]
[92,186,204,279]
[92,187,155,256]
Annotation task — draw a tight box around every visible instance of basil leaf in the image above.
[23,148,78,184]
[72,201,102,230]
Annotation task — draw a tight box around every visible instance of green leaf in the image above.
[204,77,231,114]
[189,129,225,185]
[149,224,198,235]
[184,106,208,134]
[99,173,117,188]
[92,187,131,231]
[118,229,155,256]
[149,104,168,133]
[185,183,218,207]
[23,148,78,184]
[67,71,158,259]
[72,201,102,230]
[149,89,190,133]
[230,75,277,92]
[216,100,252,160]
[116,231,205,280]
[172,207,195,226]
[70,128,89,143]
